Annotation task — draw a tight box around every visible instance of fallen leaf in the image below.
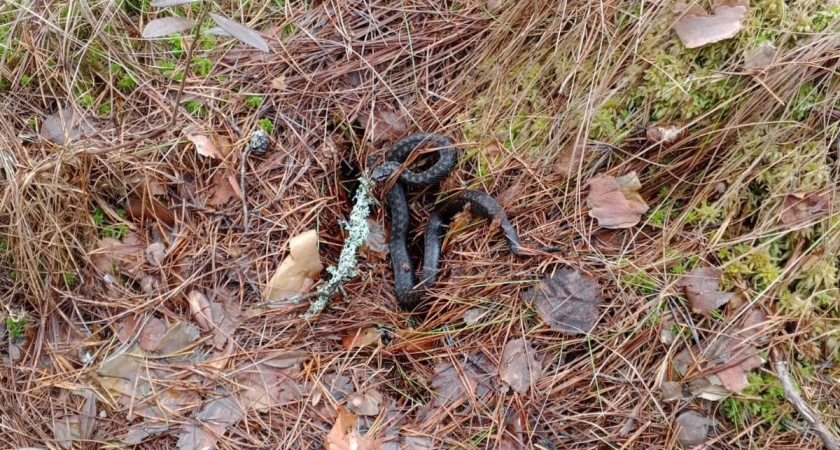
[154,321,199,356]
[235,362,302,411]
[675,411,714,447]
[206,171,240,206]
[210,13,270,53]
[142,17,196,38]
[263,350,310,369]
[270,75,287,90]
[346,389,384,416]
[125,196,175,227]
[177,396,243,450]
[674,332,765,396]
[208,298,241,349]
[461,307,489,325]
[53,415,80,449]
[150,0,199,6]
[360,108,406,142]
[186,132,225,159]
[342,327,381,350]
[187,290,213,331]
[676,267,734,315]
[90,234,145,276]
[645,123,684,144]
[687,377,731,401]
[533,269,602,334]
[138,317,167,352]
[673,4,748,49]
[498,338,541,395]
[41,109,96,145]
[78,391,97,440]
[262,229,324,301]
[402,436,433,449]
[556,144,587,177]
[361,218,388,260]
[122,423,170,445]
[325,406,377,450]
[744,43,776,70]
[146,242,166,266]
[205,26,231,37]
[587,172,649,228]
[431,361,479,404]
[660,381,683,402]
[780,192,828,226]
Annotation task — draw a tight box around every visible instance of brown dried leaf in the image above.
[402,436,433,450]
[138,317,167,352]
[186,132,225,159]
[263,350,310,369]
[687,377,731,401]
[780,192,828,226]
[125,196,175,226]
[270,75,287,90]
[155,321,199,356]
[660,381,683,402]
[210,13,270,53]
[361,218,388,260]
[325,406,358,450]
[262,229,323,301]
[177,396,243,450]
[499,338,541,394]
[54,415,80,449]
[187,290,213,331]
[676,411,714,447]
[556,144,587,177]
[145,242,166,266]
[673,4,748,49]
[346,389,384,416]
[431,362,478,404]
[78,390,97,440]
[676,267,734,315]
[586,172,649,228]
[209,298,241,349]
[744,43,776,70]
[90,234,145,276]
[41,109,96,145]
[235,362,302,411]
[206,171,240,206]
[358,107,407,142]
[342,327,381,350]
[122,423,170,445]
[674,332,766,396]
[533,269,602,334]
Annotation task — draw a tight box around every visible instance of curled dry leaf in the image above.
[263,350,310,369]
[533,269,602,334]
[142,17,196,38]
[346,389,384,416]
[645,123,684,144]
[587,172,649,229]
[206,171,241,206]
[177,396,243,450]
[744,43,777,70]
[342,327,381,350]
[780,192,828,226]
[673,4,748,49]
[187,291,213,330]
[676,411,714,447]
[186,132,226,159]
[145,242,166,266]
[262,229,323,301]
[676,267,733,315]
[499,338,541,395]
[41,108,96,145]
[125,196,175,227]
[361,218,388,259]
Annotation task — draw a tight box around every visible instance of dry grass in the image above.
[2,0,840,448]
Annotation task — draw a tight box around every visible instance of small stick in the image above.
[771,347,839,450]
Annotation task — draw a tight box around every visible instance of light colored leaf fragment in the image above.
[188,291,213,330]
[262,229,323,301]
[780,192,828,226]
[177,396,242,450]
[533,269,603,334]
[145,242,166,265]
[155,321,199,356]
[744,43,776,70]
[676,411,714,447]
[205,26,232,37]
[345,389,384,416]
[263,350,310,369]
[673,5,747,49]
[41,108,96,145]
[341,327,380,350]
[676,267,734,315]
[587,172,649,228]
[186,132,224,159]
[150,0,199,6]
[206,171,240,206]
[498,338,541,394]
[138,317,167,352]
[142,17,196,38]
[210,13,270,53]
[660,381,682,402]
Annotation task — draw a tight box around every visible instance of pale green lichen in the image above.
[292,177,374,318]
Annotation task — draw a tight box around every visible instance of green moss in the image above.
[257,118,274,134]
[5,315,26,340]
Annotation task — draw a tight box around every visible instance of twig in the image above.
[771,347,840,450]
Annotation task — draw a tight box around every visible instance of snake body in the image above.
[373,133,536,310]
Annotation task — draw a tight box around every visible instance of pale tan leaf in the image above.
[341,327,380,350]
[41,108,96,145]
[499,338,541,395]
[142,17,196,38]
[780,192,828,226]
[206,171,239,206]
[325,406,357,450]
[235,362,302,411]
[145,242,166,266]
[744,43,776,70]
[155,321,199,356]
[346,389,384,416]
[263,229,323,301]
[187,132,224,159]
[673,4,747,49]
[263,350,310,369]
[586,172,649,228]
[177,396,243,450]
[138,317,167,352]
[660,381,683,402]
[187,290,213,330]
[78,391,97,440]
[361,218,388,259]
[270,75,287,90]
[645,123,684,144]
[90,234,145,276]
[210,13,270,53]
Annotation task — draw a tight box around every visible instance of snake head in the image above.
[371,161,402,183]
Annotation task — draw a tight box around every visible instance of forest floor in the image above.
[2,0,840,449]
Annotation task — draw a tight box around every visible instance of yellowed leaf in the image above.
[262,230,323,301]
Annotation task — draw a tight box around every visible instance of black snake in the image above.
[372,133,559,310]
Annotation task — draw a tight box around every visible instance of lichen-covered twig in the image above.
[771,347,840,450]
[289,176,374,318]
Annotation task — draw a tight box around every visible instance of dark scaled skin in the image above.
[376,133,558,310]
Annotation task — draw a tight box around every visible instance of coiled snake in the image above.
[372,133,559,310]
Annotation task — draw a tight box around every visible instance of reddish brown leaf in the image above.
[263,350,310,369]
[342,327,381,350]
[673,4,747,49]
[533,269,602,334]
[499,338,541,395]
[325,406,358,450]
[234,362,302,411]
[206,171,240,206]
[138,317,167,352]
[154,321,199,356]
[125,196,175,226]
[187,132,225,159]
[780,192,828,226]
[586,172,649,228]
[90,234,145,276]
[676,267,734,315]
